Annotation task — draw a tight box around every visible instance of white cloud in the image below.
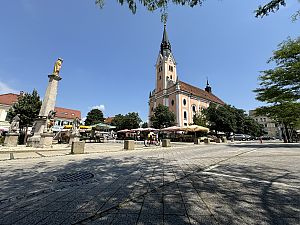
[0,81,17,94]
[90,104,105,112]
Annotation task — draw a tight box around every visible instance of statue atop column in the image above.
[9,114,20,133]
[52,58,63,76]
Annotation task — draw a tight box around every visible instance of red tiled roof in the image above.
[179,81,225,105]
[0,93,19,106]
[54,107,81,120]
[104,117,114,124]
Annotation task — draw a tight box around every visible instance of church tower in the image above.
[155,25,177,95]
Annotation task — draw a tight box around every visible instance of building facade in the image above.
[149,26,225,127]
[0,93,81,132]
[249,110,280,138]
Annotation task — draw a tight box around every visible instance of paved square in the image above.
[0,142,299,224]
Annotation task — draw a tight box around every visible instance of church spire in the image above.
[205,78,212,93]
[160,24,172,56]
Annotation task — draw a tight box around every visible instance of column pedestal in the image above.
[4,133,19,147]
[39,133,54,148]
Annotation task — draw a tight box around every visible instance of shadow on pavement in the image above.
[0,148,299,225]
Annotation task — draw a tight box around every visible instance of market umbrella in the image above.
[160,126,183,132]
[181,125,209,132]
[91,123,116,130]
[117,129,132,133]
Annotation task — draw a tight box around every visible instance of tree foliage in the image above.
[85,108,104,125]
[202,104,264,137]
[192,112,207,127]
[141,122,148,128]
[95,0,299,21]
[7,90,42,128]
[111,112,142,130]
[254,37,300,142]
[150,104,176,129]
[254,37,300,103]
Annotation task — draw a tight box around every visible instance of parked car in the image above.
[230,134,247,141]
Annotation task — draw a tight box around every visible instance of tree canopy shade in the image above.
[111,112,142,130]
[95,0,299,21]
[85,108,104,125]
[254,36,300,142]
[254,37,300,104]
[150,104,176,129]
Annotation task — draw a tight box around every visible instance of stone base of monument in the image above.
[124,140,135,150]
[4,133,19,147]
[162,139,171,147]
[204,138,210,144]
[39,133,54,148]
[69,134,81,145]
[71,141,85,154]
[27,135,40,147]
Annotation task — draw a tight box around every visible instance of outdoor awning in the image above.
[181,125,209,133]
[63,125,91,129]
[160,126,183,132]
[91,123,116,130]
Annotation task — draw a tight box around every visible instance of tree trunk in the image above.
[24,125,28,144]
[281,126,288,143]
[284,123,291,143]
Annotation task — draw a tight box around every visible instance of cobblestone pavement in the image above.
[0,142,299,224]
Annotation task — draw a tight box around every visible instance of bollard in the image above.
[204,138,210,144]
[71,141,85,154]
[162,139,171,147]
[194,138,201,145]
[124,140,135,150]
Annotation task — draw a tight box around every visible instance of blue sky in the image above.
[0,0,299,121]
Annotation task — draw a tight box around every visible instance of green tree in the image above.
[95,0,299,21]
[203,104,236,135]
[111,112,142,130]
[192,112,207,127]
[254,37,300,142]
[7,89,42,143]
[254,37,300,103]
[150,104,176,129]
[203,104,263,137]
[141,122,148,128]
[85,108,104,125]
[111,114,125,131]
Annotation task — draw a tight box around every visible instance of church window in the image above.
[192,105,196,112]
[170,75,172,79]
[183,99,187,106]
[169,65,173,72]
[159,75,161,80]
[184,111,187,120]
[171,100,174,106]
[151,107,154,112]
[166,76,169,80]
[184,123,187,126]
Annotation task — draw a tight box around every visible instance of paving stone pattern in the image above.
[0,142,299,224]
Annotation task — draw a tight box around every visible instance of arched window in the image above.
[183,99,187,106]
[192,105,196,112]
[171,100,174,106]
[184,111,187,120]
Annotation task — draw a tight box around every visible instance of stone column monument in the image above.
[27,58,63,147]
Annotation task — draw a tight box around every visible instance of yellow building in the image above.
[149,25,225,127]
